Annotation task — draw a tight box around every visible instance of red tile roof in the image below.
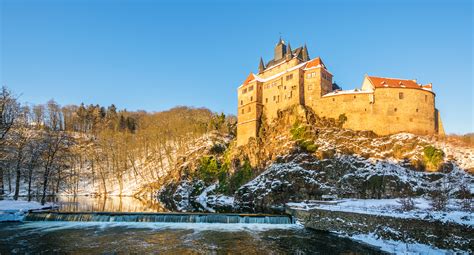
[242,73,255,86]
[367,76,424,89]
[305,57,325,69]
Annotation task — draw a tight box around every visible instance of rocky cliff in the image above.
[157,105,473,213]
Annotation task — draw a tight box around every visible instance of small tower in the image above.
[302,44,309,61]
[286,43,292,60]
[258,57,265,74]
[274,37,287,61]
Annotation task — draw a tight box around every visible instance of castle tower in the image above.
[303,57,333,110]
[237,74,263,146]
[274,37,287,61]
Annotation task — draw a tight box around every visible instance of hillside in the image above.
[157,105,473,213]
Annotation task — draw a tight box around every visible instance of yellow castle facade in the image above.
[237,39,444,146]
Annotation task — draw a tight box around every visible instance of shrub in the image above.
[398,197,416,211]
[429,188,449,211]
[228,160,253,193]
[398,189,416,211]
[290,122,317,153]
[290,121,306,140]
[423,146,444,171]
[209,143,226,154]
[338,113,348,125]
[197,156,222,184]
[458,184,472,212]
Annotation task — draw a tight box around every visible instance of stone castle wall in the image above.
[314,88,439,136]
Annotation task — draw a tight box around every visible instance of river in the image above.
[0,196,385,254]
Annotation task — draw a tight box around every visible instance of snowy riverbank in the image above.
[287,198,473,227]
[0,200,57,222]
[287,198,473,253]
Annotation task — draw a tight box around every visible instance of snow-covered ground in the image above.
[287,198,473,226]
[0,200,57,222]
[349,233,458,255]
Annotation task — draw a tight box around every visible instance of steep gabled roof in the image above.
[305,57,326,69]
[367,76,427,89]
[242,73,256,86]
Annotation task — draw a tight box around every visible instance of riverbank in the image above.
[0,200,58,222]
[286,199,473,253]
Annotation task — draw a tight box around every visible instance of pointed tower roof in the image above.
[286,43,292,59]
[277,36,284,45]
[258,57,265,73]
[302,44,309,61]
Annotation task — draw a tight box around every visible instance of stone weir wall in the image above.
[286,207,473,252]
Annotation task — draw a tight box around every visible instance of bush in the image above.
[338,114,347,125]
[290,122,317,153]
[197,156,224,184]
[398,189,416,211]
[209,143,226,154]
[458,184,472,212]
[423,146,444,171]
[429,188,449,211]
[228,160,253,193]
[398,197,416,211]
[290,121,307,140]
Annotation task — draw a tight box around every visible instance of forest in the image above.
[0,86,236,204]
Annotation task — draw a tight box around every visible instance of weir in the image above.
[24,212,295,224]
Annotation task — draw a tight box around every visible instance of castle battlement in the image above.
[237,39,444,146]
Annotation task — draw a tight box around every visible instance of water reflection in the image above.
[49,196,168,212]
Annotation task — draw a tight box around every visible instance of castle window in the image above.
[273,96,276,101]
[241,109,244,114]
[394,108,397,112]
[332,98,335,102]
[416,108,419,112]
[284,86,287,90]
[286,74,293,81]
[250,96,253,101]
[353,95,356,99]
[242,88,247,94]
[399,92,404,99]
[266,98,268,103]
[249,86,254,91]
[425,95,428,102]
[240,100,243,105]
[248,106,251,112]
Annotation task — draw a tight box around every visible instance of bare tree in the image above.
[0,86,19,195]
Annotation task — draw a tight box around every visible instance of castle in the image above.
[237,39,444,146]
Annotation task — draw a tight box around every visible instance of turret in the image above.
[302,44,309,61]
[258,57,265,74]
[286,43,292,60]
[274,37,287,61]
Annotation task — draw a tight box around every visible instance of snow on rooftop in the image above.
[322,89,374,97]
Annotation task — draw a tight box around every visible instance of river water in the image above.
[0,196,385,254]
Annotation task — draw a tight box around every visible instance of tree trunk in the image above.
[41,167,50,205]
[0,165,4,195]
[27,167,33,202]
[13,150,23,200]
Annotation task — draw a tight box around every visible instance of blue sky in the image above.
[1,0,472,134]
